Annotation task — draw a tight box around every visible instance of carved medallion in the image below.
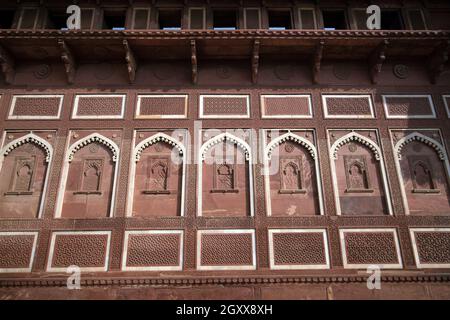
[348,143,357,153]
[393,64,409,79]
[285,142,295,153]
[274,65,294,80]
[152,63,175,80]
[89,144,100,153]
[333,63,351,80]
[33,64,52,79]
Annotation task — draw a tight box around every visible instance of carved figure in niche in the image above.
[408,156,439,193]
[143,157,170,194]
[279,157,305,194]
[75,158,103,194]
[344,155,372,193]
[212,162,237,193]
[6,156,36,195]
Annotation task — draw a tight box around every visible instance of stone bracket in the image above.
[123,40,137,84]
[58,39,76,84]
[251,39,260,84]
[312,40,324,84]
[368,39,389,84]
[428,40,449,84]
[191,39,198,84]
[0,44,15,84]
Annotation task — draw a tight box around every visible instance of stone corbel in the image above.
[428,41,449,85]
[123,40,137,84]
[0,44,15,85]
[191,39,198,84]
[58,39,76,84]
[312,40,324,84]
[251,39,260,84]
[368,39,389,85]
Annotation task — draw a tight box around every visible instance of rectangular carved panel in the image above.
[200,95,250,118]
[0,232,38,273]
[410,228,450,268]
[344,155,373,193]
[261,95,312,118]
[47,231,111,272]
[382,95,436,119]
[9,95,63,119]
[339,229,403,269]
[197,230,256,270]
[73,95,125,119]
[122,230,183,271]
[322,95,374,118]
[268,229,329,269]
[136,95,188,119]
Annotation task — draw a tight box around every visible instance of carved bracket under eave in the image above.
[58,39,76,84]
[191,39,198,85]
[0,44,15,85]
[312,40,324,84]
[428,40,449,85]
[123,40,137,84]
[251,39,260,84]
[368,39,389,85]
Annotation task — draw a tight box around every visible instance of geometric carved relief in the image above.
[197,229,256,270]
[9,95,63,119]
[0,232,38,273]
[130,130,186,217]
[268,229,330,270]
[46,231,111,272]
[56,131,121,218]
[122,230,183,271]
[339,228,403,269]
[0,131,54,218]
[72,94,126,119]
[329,130,392,215]
[199,95,250,118]
[135,95,188,119]
[322,94,375,119]
[264,129,322,216]
[382,95,436,119]
[260,95,313,118]
[410,228,450,269]
[199,130,253,217]
[391,129,450,215]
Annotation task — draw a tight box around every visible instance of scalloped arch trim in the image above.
[265,132,316,160]
[200,132,251,161]
[134,132,185,162]
[1,133,53,162]
[331,132,381,160]
[67,133,119,162]
[395,132,446,161]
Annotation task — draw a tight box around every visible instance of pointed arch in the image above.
[134,132,185,162]
[200,132,251,161]
[394,132,446,161]
[265,131,317,160]
[330,132,381,160]
[67,133,119,163]
[0,133,53,163]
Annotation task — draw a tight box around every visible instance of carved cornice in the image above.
[1,274,449,288]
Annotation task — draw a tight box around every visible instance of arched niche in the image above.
[264,132,323,216]
[56,133,119,218]
[128,132,186,217]
[0,133,53,218]
[394,132,450,215]
[330,132,392,216]
[198,133,254,217]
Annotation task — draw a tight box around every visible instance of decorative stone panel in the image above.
[135,95,188,119]
[322,94,374,118]
[199,95,250,118]
[410,228,450,269]
[122,230,183,271]
[47,231,111,272]
[72,94,126,119]
[197,229,256,270]
[382,95,436,119]
[268,229,329,270]
[339,228,403,269]
[9,95,63,119]
[260,95,312,118]
[443,95,450,118]
[0,232,38,273]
